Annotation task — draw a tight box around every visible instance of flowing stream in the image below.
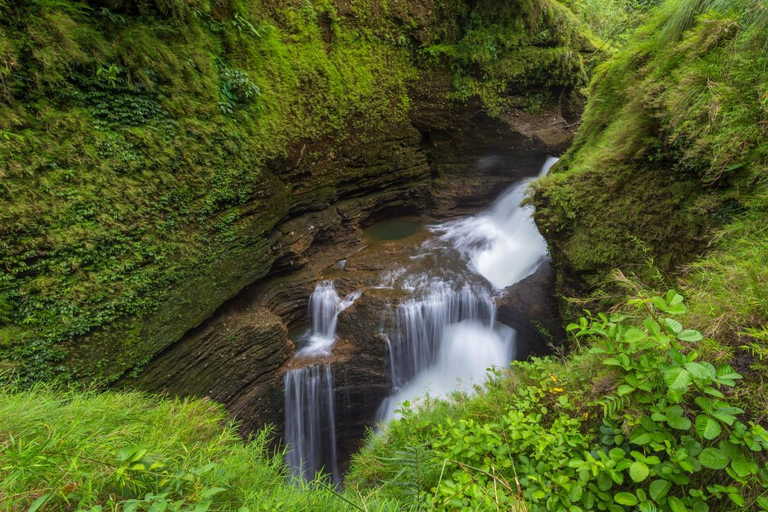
[284,282,360,483]
[284,157,557,480]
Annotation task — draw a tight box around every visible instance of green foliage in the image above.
[533,0,768,323]
[0,0,600,384]
[350,293,768,511]
[0,384,399,511]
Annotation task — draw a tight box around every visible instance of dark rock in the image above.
[496,260,565,359]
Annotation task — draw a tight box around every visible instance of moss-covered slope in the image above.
[533,0,768,324]
[0,0,593,383]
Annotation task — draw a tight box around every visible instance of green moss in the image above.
[533,0,768,418]
[0,0,597,383]
[534,0,768,291]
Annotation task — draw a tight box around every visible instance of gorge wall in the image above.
[1,0,591,448]
[0,0,591,384]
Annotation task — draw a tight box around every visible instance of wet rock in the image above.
[333,290,394,467]
[496,260,565,359]
[120,68,575,450]
[126,307,292,438]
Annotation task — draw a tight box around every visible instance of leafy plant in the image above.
[353,292,768,511]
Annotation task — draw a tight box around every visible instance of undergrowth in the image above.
[349,292,768,511]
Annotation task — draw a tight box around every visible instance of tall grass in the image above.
[0,384,396,511]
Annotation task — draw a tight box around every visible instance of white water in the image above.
[284,365,340,483]
[284,157,556,475]
[434,156,557,289]
[299,281,361,357]
[379,320,515,419]
[378,157,556,421]
[284,281,360,483]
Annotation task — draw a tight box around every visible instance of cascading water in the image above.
[434,156,558,289]
[284,281,360,483]
[378,157,556,421]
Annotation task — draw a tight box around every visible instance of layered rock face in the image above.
[122,78,575,452]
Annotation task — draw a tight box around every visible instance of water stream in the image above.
[377,157,556,420]
[284,282,360,483]
[284,157,556,480]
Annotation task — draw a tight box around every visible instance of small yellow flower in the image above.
[583,412,589,419]
[550,375,557,382]
[552,387,564,393]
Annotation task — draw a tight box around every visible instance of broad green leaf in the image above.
[684,362,710,379]
[664,318,683,334]
[667,303,687,315]
[652,296,669,312]
[667,415,692,430]
[730,457,758,477]
[624,327,648,343]
[699,447,729,469]
[629,461,649,482]
[665,367,692,391]
[716,364,742,381]
[667,290,684,306]
[649,479,671,502]
[617,384,635,396]
[614,492,638,506]
[695,415,721,440]
[668,496,689,512]
[729,492,745,506]
[691,500,709,512]
[630,428,653,445]
[568,484,583,502]
[678,330,703,342]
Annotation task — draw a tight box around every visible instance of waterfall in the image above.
[300,281,361,357]
[435,156,558,289]
[378,157,556,421]
[284,281,360,483]
[284,365,340,483]
[387,282,497,389]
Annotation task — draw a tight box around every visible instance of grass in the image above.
[0,383,400,511]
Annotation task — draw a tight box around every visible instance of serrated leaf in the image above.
[667,303,687,315]
[649,479,671,502]
[618,384,635,396]
[624,327,648,343]
[684,362,710,379]
[667,290,684,305]
[716,364,742,381]
[630,428,652,445]
[614,492,638,506]
[664,318,683,334]
[667,415,692,430]
[652,296,669,312]
[568,484,583,502]
[645,318,662,335]
[699,447,729,469]
[730,457,758,477]
[695,415,721,440]
[629,461,649,482]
